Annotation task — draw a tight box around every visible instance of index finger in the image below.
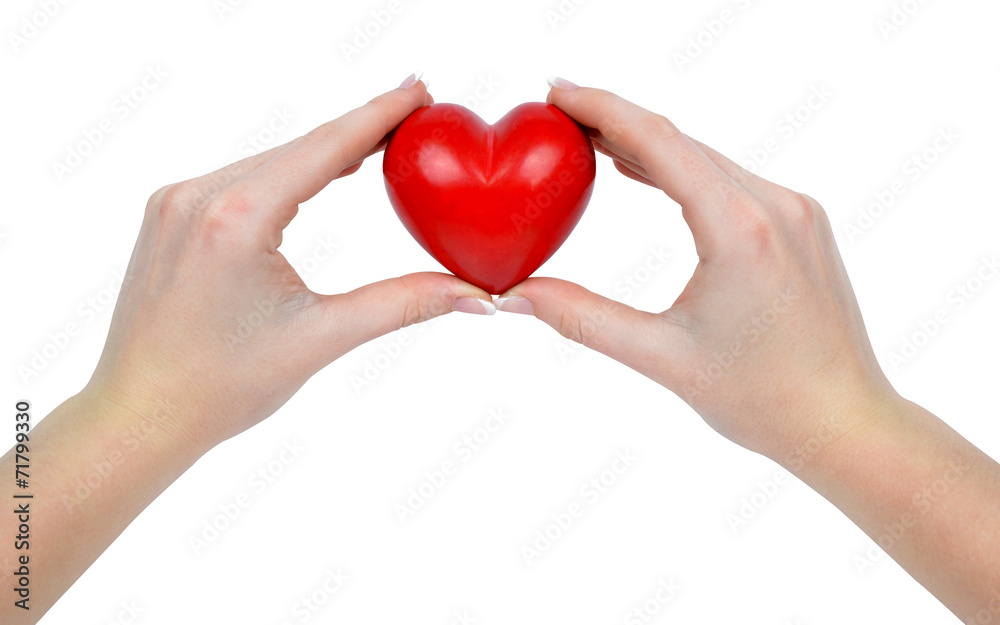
[546,83,739,250]
[235,75,430,231]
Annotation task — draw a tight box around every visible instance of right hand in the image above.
[499,82,899,466]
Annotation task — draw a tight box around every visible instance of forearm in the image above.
[0,392,204,623]
[789,394,1000,621]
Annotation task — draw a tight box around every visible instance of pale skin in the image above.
[2,74,998,623]
[499,79,1000,621]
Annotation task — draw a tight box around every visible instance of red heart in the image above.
[383,102,596,294]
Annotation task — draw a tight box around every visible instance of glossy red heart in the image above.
[383,102,596,294]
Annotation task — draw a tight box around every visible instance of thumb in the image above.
[498,277,681,386]
[318,272,495,355]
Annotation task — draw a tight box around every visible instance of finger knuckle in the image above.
[207,185,252,217]
[303,119,337,145]
[589,88,615,106]
[156,182,196,221]
[787,192,822,224]
[197,186,252,239]
[557,308,587,345]
[146,184,173,211]
[742,212,778,256]
[726,191,779,257]
[644,113,682,143]
[366,101,398,138]
[399,300,424,328]
[302,119,353,162]
[589,91,624,139]
[395,274,449,328]
[557,304,609,349]
[633,114,683,166]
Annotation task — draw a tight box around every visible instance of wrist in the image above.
[771,383,907,485]
[73,382,213,470]
[775,385,959,515]
[770,387,1000,618]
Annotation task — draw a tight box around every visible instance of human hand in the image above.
[499,82,1000,621]
[82,74,495,452]
[498,81,895,465]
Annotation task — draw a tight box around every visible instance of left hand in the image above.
[83,76,495,452]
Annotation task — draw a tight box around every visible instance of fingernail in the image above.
[453,297,496,316]
[547,76,579,90]
[495,296,534,315]
[399,71,424,89]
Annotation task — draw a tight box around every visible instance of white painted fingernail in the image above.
[399,71,424,89]
[495,296,534,315]
[547,76,579,90]
[453,297,496,316]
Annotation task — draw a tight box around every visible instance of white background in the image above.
[3,0,999,623]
